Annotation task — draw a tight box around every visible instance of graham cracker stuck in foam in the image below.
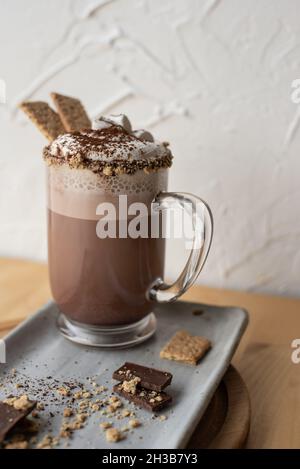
[51,92,91,132]
[20,101,65,141]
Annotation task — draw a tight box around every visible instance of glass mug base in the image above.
[57,312,157,349]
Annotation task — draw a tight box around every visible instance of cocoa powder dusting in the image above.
[43,125,173,176]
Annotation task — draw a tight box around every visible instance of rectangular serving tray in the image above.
[0,300,248,449]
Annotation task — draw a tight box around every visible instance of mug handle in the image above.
[148,192,213,303]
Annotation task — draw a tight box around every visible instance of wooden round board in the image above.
[188,365,250,449]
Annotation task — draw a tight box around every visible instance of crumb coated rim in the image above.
[43,126,173,176]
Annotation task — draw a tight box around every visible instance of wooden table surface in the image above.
[0,257,299,449]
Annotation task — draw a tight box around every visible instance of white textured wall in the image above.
[0,0,299,297]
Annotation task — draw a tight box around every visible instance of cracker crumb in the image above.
[78,400,89,410]
[63,407,73,418]
[103,166,113,176]
[37,434,58,449]
[109,396,119,403]
[121,409,131,418]
[90,403,101,412]
[108,397,122,409]
[59,413,87,438]
[5,395,34,411]
[129,419,141,428]
[76,413,88,423]
[105,428,124,443]
[59,429,72,439]
[107,404,117,413]
[95,386,107,394]
[100,422,112,429]
[57,386,71,397]
[4,440,29,449]
[121,377,141,395]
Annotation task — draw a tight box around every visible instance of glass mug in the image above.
[47,165,213,348]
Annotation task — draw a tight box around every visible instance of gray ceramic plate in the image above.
[0,301,248,449]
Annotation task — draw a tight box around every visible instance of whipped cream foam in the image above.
[92,114,154,142]
[44,114,172,176]
[93,114,132,134]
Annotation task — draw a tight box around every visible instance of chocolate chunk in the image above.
[113,362,172,392]
[113,384,172,412]
[0,400,36,442]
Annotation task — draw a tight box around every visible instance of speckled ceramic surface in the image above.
[0,301,248,449]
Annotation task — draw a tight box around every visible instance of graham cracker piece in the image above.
[19,101,65,141]
[51,92,91,132]
[160,330,211,366]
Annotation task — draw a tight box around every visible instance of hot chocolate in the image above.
[47,167,167,326]
[48,211,165,325]
[45,120,170,326]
